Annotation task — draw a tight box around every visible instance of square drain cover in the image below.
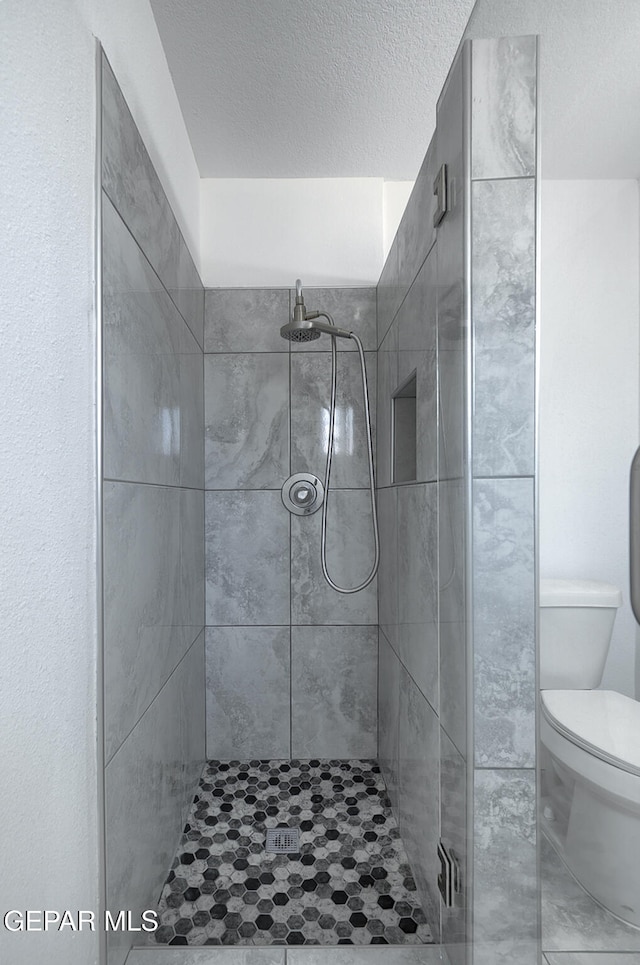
[265,827,300,854]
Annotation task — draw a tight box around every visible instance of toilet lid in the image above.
[541,690,640,777]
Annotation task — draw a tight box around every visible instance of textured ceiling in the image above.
[465,0,640,178]
[149,0,476,179]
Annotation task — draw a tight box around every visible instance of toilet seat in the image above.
[541,689,640,777]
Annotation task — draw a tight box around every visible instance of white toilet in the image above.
[540,578,640,928]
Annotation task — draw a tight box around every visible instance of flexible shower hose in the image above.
[319,313,380,593]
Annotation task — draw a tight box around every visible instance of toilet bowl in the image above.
[540,579,640,928]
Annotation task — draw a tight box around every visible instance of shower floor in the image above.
[151,759,433,947]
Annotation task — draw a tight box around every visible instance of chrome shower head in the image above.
[280,319,322,342]
[280,279,352,342]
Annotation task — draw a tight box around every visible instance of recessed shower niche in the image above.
[392,371,417,484]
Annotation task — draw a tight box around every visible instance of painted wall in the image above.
[539,179,640,698]
[203,287,378,759]
[0,4,199,964]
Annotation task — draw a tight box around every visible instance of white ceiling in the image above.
[150,0,640,182]
[149,0,476,179]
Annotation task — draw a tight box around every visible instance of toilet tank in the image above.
[540,579,622,689]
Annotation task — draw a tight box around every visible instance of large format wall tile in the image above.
[205,289,290,353]
[127,949,286,965]
[289,288,377,353]
[291,352,376,489]
[103,194,203,489]
[287,949,446,965]
[204,353,289,489]
[291,626,377,758]
[397,483,438,711]
[439,478,467,757]
[377,486,398,650]
[105,637,205,965]
[376,322,398,489]
[473,478,535,768]
[397,252,438,484]
[399,667,441,942]
[102,56,203,348]
[205,491,289,625]
[205,627,290,759]
[473,769,537,957]
[545,956,640,965]
[396,137,437,299]
[377,234,402,348]
[104,482,204,761]
[472,177,535,477]
[291,490,377,625]
[378,629,400,812]
[471,36,537,181]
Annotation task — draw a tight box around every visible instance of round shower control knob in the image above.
[281,472,325,516]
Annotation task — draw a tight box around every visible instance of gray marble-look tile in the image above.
[541,835,640,953]
[471,36,537,181]
[104,482,204,762]
[377,485,399,650]
[378,628,401,813]
[126,948,286,964]
[287,949,449,964]
[204,289,290,353]
[377,233,402,349]
[396,135,438,299]
[440,728,468,955]
[290,287,377,353]
[106,641,204,965]
[101,56,202,348]
[545,956,640,964]
[472,940,539,965]
[291,626,377,758]
[291,351,376,489]
[473,768,538,949]
[473,478,535,768]
[438,477,467,758]
[399,666,441,942]
[472,177,535,477]
[397,251,437,484]
[397,483,438,711]
[205,626,290,759]
[204,353,289,489]
[181,632,206,829]
[290,489,377,625]
[376,321,399,489]
[103,193,203,489]
[205,491,289,625]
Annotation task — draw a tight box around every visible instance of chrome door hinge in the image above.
[437,840,461,907]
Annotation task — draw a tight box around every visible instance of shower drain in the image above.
[265,827,300,854]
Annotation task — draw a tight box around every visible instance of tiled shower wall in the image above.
[100,55,206,965]
[204,288,379,760]
[376,35,539,965]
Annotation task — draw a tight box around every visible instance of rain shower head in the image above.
[280,279,352,342]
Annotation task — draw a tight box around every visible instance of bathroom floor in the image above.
[151,759,432,947]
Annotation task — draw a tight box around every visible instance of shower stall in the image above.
[100,32,539,965]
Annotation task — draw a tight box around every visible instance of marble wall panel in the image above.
[376,322,398,490]
[473,768,537,956]
[377,233,402,349]
[378,629,400,812]
[471,36,537,181]
[101,56,202,348]
[104,482,204,761]
[397,252,438,484]
[398,666,441,942]
[205,491,290,626]
[291,352,376,489]
[204,289,290,353]
[105,638,205,965]
[291,626,377,758]
[472,177,535,477]
[291,490,377,625]
[204,353,289,489]
[473,478,535,768]
[396,137,438,297]
[397,483,439,711]
[289,287,377,353]
[103,193,203,489]
[205,627,290,759]
[377,485,398,651]
[440,728,467,965]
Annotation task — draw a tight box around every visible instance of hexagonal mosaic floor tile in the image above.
[151,760,433,947]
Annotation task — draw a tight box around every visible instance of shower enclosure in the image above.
[100,32,539,965]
